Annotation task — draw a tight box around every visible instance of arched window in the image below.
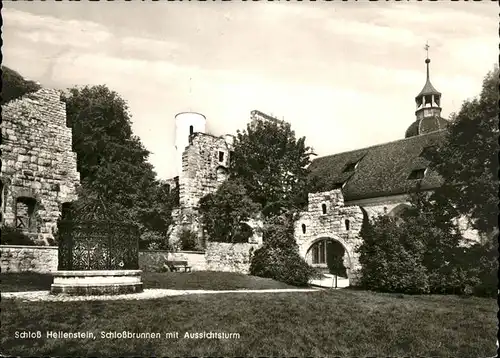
[311,240,327,264]
[345,219,350,231]
[189,125,194,135]
[321,203,327,214]
[301,224,306,234]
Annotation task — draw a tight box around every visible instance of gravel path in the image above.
[1,288,320,302]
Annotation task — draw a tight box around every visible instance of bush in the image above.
[1,226,35,246]
[139,230,169,250]
[179,229,198,251]
[467,237,498,297]
[357,216,430,294]
[250,214,318,287]
[357,194,498,297]
[250,244,318,287]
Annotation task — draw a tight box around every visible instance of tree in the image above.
[1,66,41,105]
[229,116,313,218]
[424,65,499,235]
[357,186,491,296]
[62,85,173,246]
[357,214,430,294]
[198,179,261,243]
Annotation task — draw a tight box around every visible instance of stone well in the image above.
[51,270,143,295]
[51,219,143,296]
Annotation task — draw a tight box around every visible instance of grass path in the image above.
[1,288,321,302]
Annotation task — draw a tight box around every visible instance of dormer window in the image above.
[218,151,225,162]
[333,182,344,189]
[408,169,426,180]
[420,145,437,157]
[343,161,359,173]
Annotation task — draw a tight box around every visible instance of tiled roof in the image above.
[308,130,447,201]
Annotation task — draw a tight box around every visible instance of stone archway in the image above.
[388,203,411,218]
[301,235,355,288]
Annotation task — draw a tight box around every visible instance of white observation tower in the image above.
[175,111,206,175]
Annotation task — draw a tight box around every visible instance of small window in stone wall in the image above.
[218,151,225,162]
[61,202,73,220]
[189,125,194,135]
[16,197,37,231]
[301,224,306,234]
[321,203,327,214]
[345,219,350,231]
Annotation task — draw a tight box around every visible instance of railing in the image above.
[57,220,139,270]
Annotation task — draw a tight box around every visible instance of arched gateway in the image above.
[294,189,364,286]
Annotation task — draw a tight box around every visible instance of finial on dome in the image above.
[424,42,431,79]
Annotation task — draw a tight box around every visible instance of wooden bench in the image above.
[163,260,191,273]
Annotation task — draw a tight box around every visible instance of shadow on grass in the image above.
[0,272,54,292]
[0,289,496,357]
[0,271,297,292]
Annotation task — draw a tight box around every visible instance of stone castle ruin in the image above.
[1,88,81,245]
[166,110,267,249]
[1,57,481,284]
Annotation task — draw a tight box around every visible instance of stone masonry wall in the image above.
[205,242,261,274]
[294,189,365,283]
[1,245,58,273]
[1,246,207,273]
[169,132,234,247]
[1,89,80,244]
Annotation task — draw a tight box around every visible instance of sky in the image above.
[2,1,497,180]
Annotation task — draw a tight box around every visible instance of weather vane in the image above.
[424,41,430,59]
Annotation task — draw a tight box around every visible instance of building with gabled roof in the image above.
[294,55,479,287]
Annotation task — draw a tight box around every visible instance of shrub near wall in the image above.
[250,214,318,287]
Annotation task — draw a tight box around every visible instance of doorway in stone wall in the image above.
[306,238,349,288]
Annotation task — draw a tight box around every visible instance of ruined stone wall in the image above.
[179,133,233,209]
[205,242,261,274]
[1,89,80,244]
[294,189,365,282]
[1,245,58,273]
[167,133,234,247]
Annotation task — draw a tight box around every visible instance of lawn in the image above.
[0,271,296,292]
[0,273,497,356]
